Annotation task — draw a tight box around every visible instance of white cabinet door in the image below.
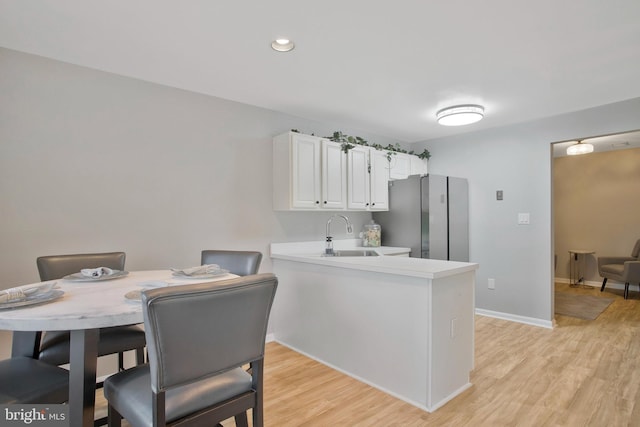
[321,140,347,209]
[291,133,322,209]
[369,148,389,211]
[347,147,389,211]
[347,146,371,210]
[389,153,411,180]
[273,132,347,210]
[410,155,428,175]
[390,153,427,179]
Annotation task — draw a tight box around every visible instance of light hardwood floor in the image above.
[96,283,640,426]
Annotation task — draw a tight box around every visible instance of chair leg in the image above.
[107,405,122,427]
[234,412,249,427]
[135,347,145,365]
[600,278,607,292]
[624,283,630,300]
[118,352,124,371]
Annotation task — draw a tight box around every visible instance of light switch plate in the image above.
[518,213,530,225]
[496,190,503,200]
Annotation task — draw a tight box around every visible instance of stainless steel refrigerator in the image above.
[373,174,469,261]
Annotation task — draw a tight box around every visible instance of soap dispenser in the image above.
[362,220,381,247]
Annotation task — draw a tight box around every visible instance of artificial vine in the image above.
[290,129,431,161]
[321,130,430,160]
[326,131,368,153]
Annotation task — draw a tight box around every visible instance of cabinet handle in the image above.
[315,201,320,204]
[372,203,375,206]
[324,201,327,204]
[366,203,369,206]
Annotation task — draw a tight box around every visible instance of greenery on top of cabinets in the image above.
[326,131,369,153]
[289,129,431,161]
[416,149,431,160]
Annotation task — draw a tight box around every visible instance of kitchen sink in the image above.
[322,250,379,257]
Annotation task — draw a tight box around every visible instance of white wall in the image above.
[0,47,398,288]
[412,98,640,322]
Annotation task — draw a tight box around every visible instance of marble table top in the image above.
[0,270,238,331]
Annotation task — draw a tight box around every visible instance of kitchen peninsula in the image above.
[270,241,479,412]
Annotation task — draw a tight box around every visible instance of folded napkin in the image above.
[80,267,114,278]
[0,288,27,304]
[171,264,221,276]
[0,282,57,304]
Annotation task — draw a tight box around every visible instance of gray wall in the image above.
[412,98,640,322]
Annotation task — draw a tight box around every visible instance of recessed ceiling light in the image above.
[436,105,484,126]
[271,38,295,52]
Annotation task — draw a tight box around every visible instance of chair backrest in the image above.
[141,273,277,393]
[632,239,640,259]
[200,250,263,276]
[36,252,126,281]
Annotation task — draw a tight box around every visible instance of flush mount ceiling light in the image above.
[566,140,594,155]
[436,104,484,126]
[271,38,295,52]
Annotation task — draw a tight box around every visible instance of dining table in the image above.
[0,269,238,427]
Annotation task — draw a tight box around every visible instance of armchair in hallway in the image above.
[598,239,640,299]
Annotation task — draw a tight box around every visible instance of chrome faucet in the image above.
[325,214,354,255]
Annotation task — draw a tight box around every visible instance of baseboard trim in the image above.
[475,308,553,329]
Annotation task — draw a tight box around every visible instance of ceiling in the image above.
[1,1,640,143]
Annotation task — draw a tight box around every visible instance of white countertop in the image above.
[270,240,478,279]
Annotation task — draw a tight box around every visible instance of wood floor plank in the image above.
[95,282,639,426]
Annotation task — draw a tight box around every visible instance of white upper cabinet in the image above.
[290,133,322,209]
[346,146,370,210]
[389,152,428,179]
[410,155,428,175]
[274,131,391,211]
[389,153,412,180]
[346,146,389,211]
[368,148,390,210]
[273,132,346,210]
[321,139,348,209]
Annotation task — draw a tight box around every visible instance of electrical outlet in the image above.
[450,318,458,338]
[488,278,495,290]
[518,213,530,225]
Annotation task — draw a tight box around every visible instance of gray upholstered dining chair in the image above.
[0,356,69,404]
[201,250,263,276]
[103,273,278,427]
[36,252,146,370]
[598,239,640,299]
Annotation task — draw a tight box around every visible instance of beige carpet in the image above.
[555,292,614,320]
